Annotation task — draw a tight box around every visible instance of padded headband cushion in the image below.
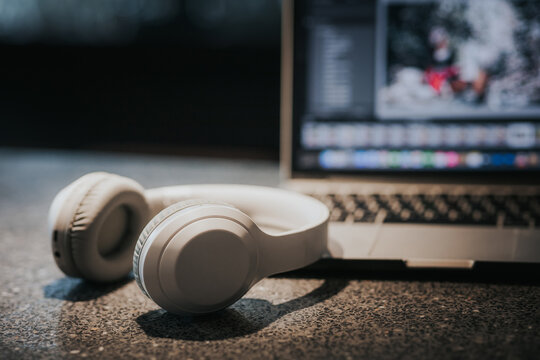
[133,199,229,298]
[68,173,149,282]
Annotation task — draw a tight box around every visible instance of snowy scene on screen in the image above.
[379,0,540,119]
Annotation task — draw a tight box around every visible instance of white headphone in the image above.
[48,172,329,314]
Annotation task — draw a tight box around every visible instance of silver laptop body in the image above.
[280,0,540,269]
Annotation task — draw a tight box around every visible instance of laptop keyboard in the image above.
[309,193,540,228]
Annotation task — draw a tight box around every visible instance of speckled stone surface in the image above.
[1,148,539,359]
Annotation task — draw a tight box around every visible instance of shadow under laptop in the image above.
[136,278,349,341]
[43,274,133,302]
[290,259,540,286]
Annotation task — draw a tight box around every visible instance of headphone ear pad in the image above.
[50,172,149,282]
[133,199,229,298]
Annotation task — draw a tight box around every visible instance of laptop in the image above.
[280,0,540,268]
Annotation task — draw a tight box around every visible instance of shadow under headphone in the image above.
[49,172,329,315]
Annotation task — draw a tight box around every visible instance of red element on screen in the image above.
[425,67,459,93]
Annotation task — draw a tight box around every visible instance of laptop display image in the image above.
[281,0,540,266]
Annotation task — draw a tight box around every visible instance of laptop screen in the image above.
[292,0,540,173]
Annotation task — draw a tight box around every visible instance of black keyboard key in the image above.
[354,212,377,223]
[330,207,347,222]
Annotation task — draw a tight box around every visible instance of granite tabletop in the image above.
[0,148,539,360]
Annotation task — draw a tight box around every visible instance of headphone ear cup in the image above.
[50,172,149,282]
[133,199,229,298]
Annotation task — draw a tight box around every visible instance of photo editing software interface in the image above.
[294,0,540,172]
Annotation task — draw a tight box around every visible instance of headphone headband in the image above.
[144,184,329,275]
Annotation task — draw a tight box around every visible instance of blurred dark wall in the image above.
[0,0,281,158]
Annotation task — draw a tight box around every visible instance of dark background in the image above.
[0,0,282,159]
